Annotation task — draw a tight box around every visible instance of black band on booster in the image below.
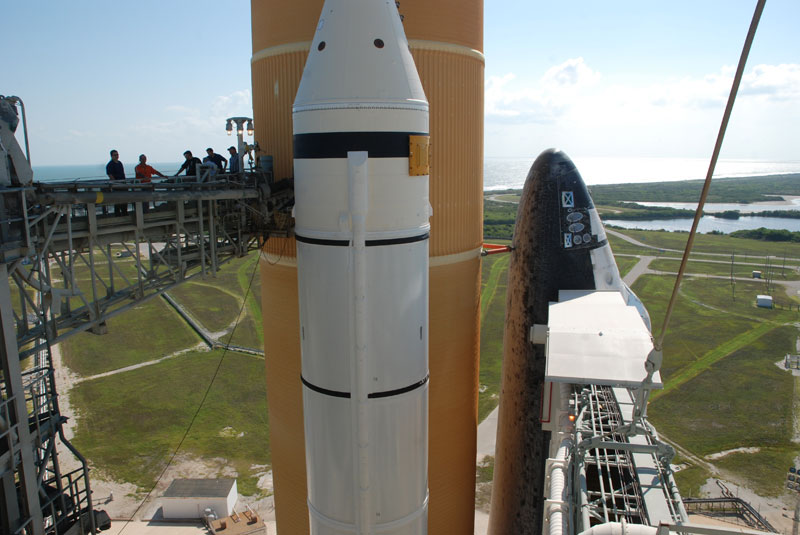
[294,131,427,159]
[301,374,429,399]
[295,232,429,247]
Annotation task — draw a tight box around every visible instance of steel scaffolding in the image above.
[0,173,292,535]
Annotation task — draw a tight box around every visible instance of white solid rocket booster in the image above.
[292,0,431,533]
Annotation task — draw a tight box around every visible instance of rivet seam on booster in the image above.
[250,41,312,63]
[301,374,430,399]
[260,245,479,267]
[295,233,429,247]
[407,39,485,63]
[250,40,485,64]
[429,247,483,267]
[293,132,428,159]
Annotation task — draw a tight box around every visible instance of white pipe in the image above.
[548,439,571,535]
[578,520,659,535]
[349,151,370,534]
[548,383,574,535]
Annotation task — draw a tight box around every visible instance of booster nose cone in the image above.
[294,0,428,111]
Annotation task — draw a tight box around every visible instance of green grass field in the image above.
[169,282,241,333]
[615,228,800,258]
[61,297,201,377]
[681,277,800,320]
[166,253,263,348]
[631,275,760,379]
[70,349,270,495]
[614,255,640,277]
[478,254,509,421]
[633,271,799,496]
[55,226,800,501]
[649,326,795,454]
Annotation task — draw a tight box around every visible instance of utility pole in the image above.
[782,249,787,278]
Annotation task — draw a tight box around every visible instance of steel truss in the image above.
[572,385,685,530]
[1,174,292,535]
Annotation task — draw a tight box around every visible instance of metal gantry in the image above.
[1,167,292,533]
[567,384,687,532]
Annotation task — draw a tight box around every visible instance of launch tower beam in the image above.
[1,172,292,535]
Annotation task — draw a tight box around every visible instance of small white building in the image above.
[752,270,762,279]
[756,294,773,308]
[161,478,237,519]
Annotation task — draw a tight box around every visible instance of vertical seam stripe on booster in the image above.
[293,132,428,159]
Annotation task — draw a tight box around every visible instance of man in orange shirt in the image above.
[134,154,165,183]
[134,154,165,212]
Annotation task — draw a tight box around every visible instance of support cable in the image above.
[655,0,766,351]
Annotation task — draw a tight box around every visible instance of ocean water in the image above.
[30,157,800,235]
[34,157,800,187]
[483,156,800,189]
[635,200,800,213]
[33,162,185,182]
[606,216,800,234]
[482,157,800,234]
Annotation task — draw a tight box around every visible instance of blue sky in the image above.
[3,0,798,167]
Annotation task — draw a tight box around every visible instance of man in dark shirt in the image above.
[176,150,202,178]
[105,149,128,216]
[204,148,227,171]
[227,146,240,174]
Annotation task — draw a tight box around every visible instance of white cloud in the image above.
[485,60,800,160]
[541,57,601,89]
[116,90,254,162]
[741,63,800,101]
[485,57,600,124]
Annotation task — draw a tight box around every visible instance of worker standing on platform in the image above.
[227,146,240,174]
[135,154,165,212]
[106,149,127,216]
[175,150,202,178]
[204,148,227,171]
[135,154,165,182]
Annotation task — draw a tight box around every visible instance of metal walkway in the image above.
[1,172,293,535]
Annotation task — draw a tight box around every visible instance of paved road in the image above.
[476,406,498,460]
[623,256,655,286]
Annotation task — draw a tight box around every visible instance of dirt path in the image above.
[76,343,208,383]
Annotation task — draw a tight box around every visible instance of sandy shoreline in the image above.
[751,194,800,206]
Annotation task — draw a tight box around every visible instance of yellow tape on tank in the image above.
[409,135,430,176]
[96,192,104,203]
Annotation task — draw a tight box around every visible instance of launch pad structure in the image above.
[0,0,783,533]
[0,95,292,535]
